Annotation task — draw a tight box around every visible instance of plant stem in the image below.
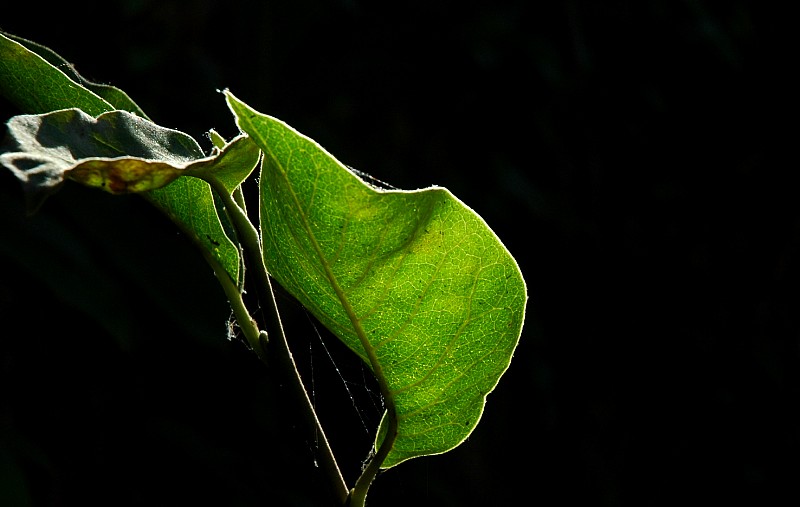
[207,177,349,505]
[202,247,262,354]
[347,405,398,507]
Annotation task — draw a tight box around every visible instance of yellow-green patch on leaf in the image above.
[69,158,183,194]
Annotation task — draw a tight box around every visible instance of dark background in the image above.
[1,1,795,506]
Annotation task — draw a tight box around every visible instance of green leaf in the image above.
[187,134,261,196]
[207,129,227,150]
[0,32,115,117]
[0,31,148,118]
[0,33,258,283]
[226,91,527,468]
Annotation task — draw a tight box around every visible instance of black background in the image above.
[1,1,796,506]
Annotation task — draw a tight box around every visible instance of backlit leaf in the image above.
[0,31,147,117]
[227,92,527,468]
[0,32,246,284]
[0,32,114,117]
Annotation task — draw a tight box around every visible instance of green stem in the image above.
[201,246,262,355]
[207,177,349,505]
[348,405,397,507]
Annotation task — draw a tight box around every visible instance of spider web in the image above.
[305,311,385,436]
[224,165,391,473]
[226,302,385,474]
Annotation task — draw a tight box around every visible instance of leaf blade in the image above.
[0,31,148,117]
[0,33,256,287]
[0,32,114,116]
[226,92,527,468]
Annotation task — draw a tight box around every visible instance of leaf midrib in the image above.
[252,127,394,414]
[264,147,370,342]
